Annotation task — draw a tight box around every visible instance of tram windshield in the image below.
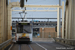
[17,23,31,33]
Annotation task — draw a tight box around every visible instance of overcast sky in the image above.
[10,0,66,21]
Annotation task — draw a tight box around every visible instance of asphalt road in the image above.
[10,42,75,50]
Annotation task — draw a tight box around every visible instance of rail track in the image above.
[10,44,33,50]
[10,42,73,50]
[10,43,44,50]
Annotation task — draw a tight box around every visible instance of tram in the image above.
[15,21,32,43]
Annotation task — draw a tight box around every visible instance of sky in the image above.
[10,0,66,21]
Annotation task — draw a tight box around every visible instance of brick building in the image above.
[39,28,62,38]
[33,21,62,38]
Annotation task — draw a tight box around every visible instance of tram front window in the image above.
[17,23,31,33]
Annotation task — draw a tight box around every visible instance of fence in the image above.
[0,39,12,50]
[33,32,61,38]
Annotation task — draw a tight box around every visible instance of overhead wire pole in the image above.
[59,0,61,38]
[62,2,64,39]
[57,0,61,38]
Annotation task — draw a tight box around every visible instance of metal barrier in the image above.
[0,39,12,50]
[54,38,75,46]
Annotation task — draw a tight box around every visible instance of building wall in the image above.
[39,27,62,38]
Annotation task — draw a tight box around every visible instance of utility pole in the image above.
[57,0,61,38]
[59,0,61,38]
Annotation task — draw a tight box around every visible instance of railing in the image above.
[33,32,57,38]
[54,38,75,46]
[33,25,55,28]
[0,39,12,50]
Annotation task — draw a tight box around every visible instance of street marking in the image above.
[28,45,33,50]
[35,42,47,50]
[19,44,21,50]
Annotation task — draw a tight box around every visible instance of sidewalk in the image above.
[32,38,55,42]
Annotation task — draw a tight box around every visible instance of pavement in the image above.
[10,42,75,50]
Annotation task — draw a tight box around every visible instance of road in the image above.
[10,42,75,50]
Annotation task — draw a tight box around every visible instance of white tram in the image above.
[15,21,32,43]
